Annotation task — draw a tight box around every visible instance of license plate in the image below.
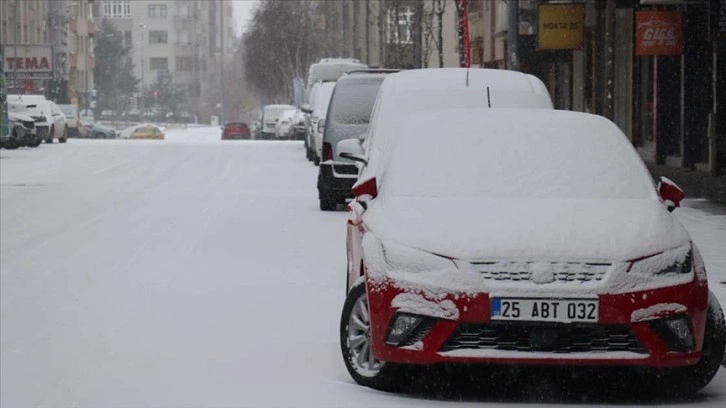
[491,298,598,323]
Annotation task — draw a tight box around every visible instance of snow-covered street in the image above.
[2,127,725,407]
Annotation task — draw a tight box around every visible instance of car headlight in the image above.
[381,241,456,274]
[629,244,692,276]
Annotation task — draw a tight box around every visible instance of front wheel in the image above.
[319,188,337,211]
[340,280,402,391]
[59,127,68,143]
[46,126,54,143]
[642,291,725,398]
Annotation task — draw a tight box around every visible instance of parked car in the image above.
[130,124,164,140]
[301,81,336,164]
[7,95,64,143]
[221,122,251,140]
[339,107,725,397]
[58,104,80,137]
[275,109,298,139]
[317,72,392,210]
[81,122,116,139]
[7,111,41,148]
[249,121,261,139]
[260,104,296,140]
[292,110,306,141]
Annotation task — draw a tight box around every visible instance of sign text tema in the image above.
[1,45,54,79]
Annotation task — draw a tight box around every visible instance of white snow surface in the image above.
[631,303,688,322]
[2,126,725,407]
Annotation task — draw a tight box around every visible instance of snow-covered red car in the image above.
[339,108,725,396]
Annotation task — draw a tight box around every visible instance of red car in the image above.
[339,108,724,396]
[221,122,251,140]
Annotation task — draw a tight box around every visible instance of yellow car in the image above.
[130,124,165,140]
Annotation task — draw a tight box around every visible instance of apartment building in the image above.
[1,0,50,92]
[100,0,236,120]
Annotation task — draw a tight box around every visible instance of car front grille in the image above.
[440,323,646,354]
[470,261,611,283]
[36,126,49,138]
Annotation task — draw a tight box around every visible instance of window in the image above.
[149,57,168,70]
[149,31,168,44]
[103,0,131,19]
[386,6,414,44]
[148,4,167,17]
[176,57,193,72]
[177,30,190,45]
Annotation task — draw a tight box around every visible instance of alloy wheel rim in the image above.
[347,293,384,376]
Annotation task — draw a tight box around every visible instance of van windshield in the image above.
[328,79,383,125]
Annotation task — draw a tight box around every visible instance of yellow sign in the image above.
[538,3,585,50]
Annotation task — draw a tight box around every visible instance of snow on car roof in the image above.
[382,108,656,200]
[387,68,549,96]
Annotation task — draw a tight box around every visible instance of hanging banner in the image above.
[538,3,585,50]
[635,11,683,56]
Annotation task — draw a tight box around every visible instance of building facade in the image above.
[100,0,236,121]
[470,0,725,175]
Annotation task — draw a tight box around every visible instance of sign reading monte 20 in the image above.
[1,45,54,80]
[538,3,585,50]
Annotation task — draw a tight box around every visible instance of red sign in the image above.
[635,11,683,56]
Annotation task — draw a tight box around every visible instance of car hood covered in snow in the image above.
[363,197,690,262]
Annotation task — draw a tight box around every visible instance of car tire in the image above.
[642,291,725,398]
[319,189,337,211]
[46,126,54,143]
[94,132,104,139]
[340,279,402,392]
[29,137,41,148]
[60,127,68,143]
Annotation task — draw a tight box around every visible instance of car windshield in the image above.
[384,109,656,200]
[328,79,383,125]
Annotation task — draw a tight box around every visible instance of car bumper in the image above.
[318,162,358,195]
[366,275,708,368]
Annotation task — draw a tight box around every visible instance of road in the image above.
[2,127,725,407]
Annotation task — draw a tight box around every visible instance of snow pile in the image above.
[631,303,688,322]
[391,293,459,320]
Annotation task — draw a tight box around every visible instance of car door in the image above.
[50,103,64,136]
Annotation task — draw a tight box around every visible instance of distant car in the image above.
[130,124,164,140]
[275,109,298,139]
[260,104,296,140]
[100,110,117,121]
[340,108,725,397]
[81,122,116,139]
[302,81,335,164]
[7,95,65,143]
[221,122,251,140]
[58,104,79,137]
[123,109,142,122]
[79,109,95,127]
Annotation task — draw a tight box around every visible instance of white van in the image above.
[305,58,368,99]
[260,104,296,139]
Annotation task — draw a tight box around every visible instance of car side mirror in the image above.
[657,176,685,212]
[337,138,366,164]
[301,104,313,114]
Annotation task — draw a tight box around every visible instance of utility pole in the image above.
[139,23,147,109]
[507,0,519,70]
[219,0,225,123]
